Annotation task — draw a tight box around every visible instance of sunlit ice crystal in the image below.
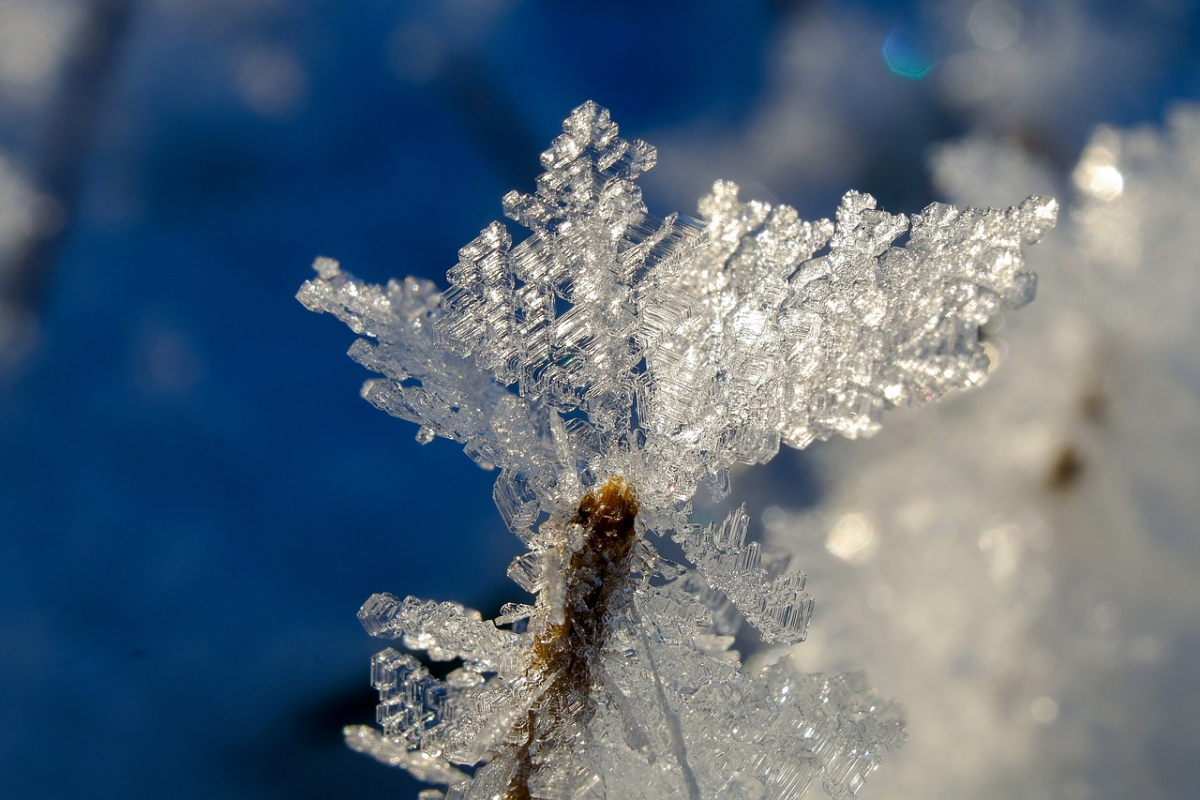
[298,101,1054,798]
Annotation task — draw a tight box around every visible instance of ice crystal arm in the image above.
[297,256,561,476]
[639,182,1058,482]
[674,505,815,644]
[357,594,530,677]
[300,101,1054,799]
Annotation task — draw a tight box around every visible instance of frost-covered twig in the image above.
[300,101,1054,799]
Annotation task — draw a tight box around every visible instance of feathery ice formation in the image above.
[299,101,1055,799]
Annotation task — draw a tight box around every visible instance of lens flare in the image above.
[882,25,936,79]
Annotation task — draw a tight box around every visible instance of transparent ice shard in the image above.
[300,101,1054,798]
[358,594,529,676]
[673,505,815,644]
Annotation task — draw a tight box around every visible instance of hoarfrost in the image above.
[299,101,1054,798]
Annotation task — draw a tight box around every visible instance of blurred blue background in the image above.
[1,0,1197,796]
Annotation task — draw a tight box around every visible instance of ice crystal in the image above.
[298,101,1055,798]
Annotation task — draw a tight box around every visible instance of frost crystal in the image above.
[299,101,1055,798]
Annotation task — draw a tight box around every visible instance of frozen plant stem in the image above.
[510,478,671,799]
[300,101,1056,799]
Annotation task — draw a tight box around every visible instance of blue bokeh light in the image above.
[882,25,937,79]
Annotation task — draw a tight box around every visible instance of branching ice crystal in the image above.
[298,101,1055,799]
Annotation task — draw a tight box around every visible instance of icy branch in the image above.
[300,101,1054,798]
